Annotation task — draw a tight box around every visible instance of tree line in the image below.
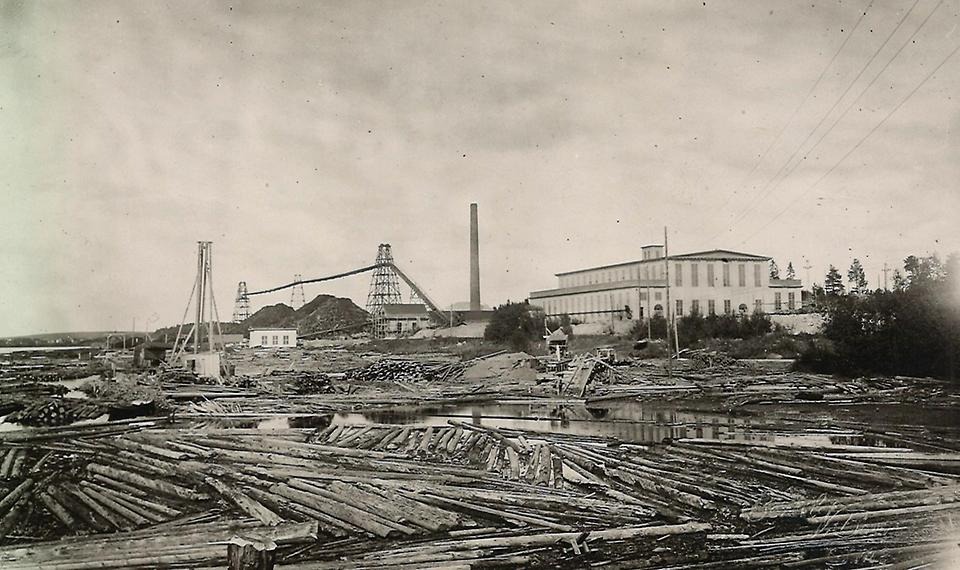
[800,253,959,380]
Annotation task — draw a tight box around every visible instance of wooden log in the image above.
[79,482,151,526]
[39,491,77,529]
[0,477,34,512]
[805,500,960,525]
[86,463,206,501]
[205,477,283,526]
[227,536,276,570]
[287,478,417,535]
[69,487,130,530]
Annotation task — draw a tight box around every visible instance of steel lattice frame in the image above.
[291,274,305,309]
[232,281,250,322]
[366,244,402,338]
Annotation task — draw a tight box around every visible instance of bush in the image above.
[484,302,545,353]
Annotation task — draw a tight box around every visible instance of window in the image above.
[707,263,715,287]
[754,264,761,287]
[755,299,763,313]
[722,264,730,287]
[788,292,796,310]
[738,264,746,287]
[676,299,683,316]
[691,300,700,314]
[283,335,289,345]
[640,291,648,301]
[654,291,662,301]
[261,335,268,346]
[272,335,278,345]
[675,263,683,286]
[644,267,650,280]
[707,300,716,315]
[775,292,782,311]
[691,263,699,287]
[723,300,731,315]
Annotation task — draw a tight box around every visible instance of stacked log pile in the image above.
[6,399,104,427]
[346,359,464,383]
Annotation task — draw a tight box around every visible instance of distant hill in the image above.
[152,294,369,339]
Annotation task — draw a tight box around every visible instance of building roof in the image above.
[554,249,770,276]
[382,303,428,316]
[248,327,298,332]
[668,249,771,261]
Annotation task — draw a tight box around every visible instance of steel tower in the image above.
[366,244,402,338]
[233,281,250,322]
[291,274,305,309]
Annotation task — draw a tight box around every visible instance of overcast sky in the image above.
[1,0,957,336]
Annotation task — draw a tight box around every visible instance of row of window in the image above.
[259,334,291,346]
[540,292,796,318]
[560,261,768,289]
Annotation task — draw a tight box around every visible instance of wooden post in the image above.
[664,226,672,379]
[227,536,277,570]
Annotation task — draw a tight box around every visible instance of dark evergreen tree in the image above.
[824,265,845,296]
[847,258,868,295]
[769,260,781,280]
[786,262,796,280]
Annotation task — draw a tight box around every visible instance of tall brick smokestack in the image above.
[470,203,481,311]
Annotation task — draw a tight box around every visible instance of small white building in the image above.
[249,328,298,348]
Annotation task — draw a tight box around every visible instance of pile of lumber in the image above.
[6,399,103,427]
[1,409,958,568]
[346,359,463,383]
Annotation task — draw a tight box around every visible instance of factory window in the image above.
[676,299,683,316]
[691,300,700,314]
[723,300,731,314]
[691,263,699,287]
[722,264,730,287]
[738,264,746,287]
[644,267,649,280]
[261,335,268,346]
[639,291,647,301]
[654,304,663,317]
[272,335,278,345]
[775,292,782,311]
[707,300,716,315]
[755,299,763,314]
[707,263,715,286]
[754,264,761,287]
[283,335,289,345]
[675,263,683,286]
[654,291,662,301]
[788,292,796,310]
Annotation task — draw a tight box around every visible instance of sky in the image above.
[0,0,957,336]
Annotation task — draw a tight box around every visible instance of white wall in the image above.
[249,329,297,348]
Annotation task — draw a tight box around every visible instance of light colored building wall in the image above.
[532,252,802,321]
[249,328,298,348]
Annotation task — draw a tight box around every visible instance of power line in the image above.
[736,41,959,245]
[718,0,923,235]
[764,0,946,200]
[713,0,876,217]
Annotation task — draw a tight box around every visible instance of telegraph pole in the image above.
[664,227,672,379]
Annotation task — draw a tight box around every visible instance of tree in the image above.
[484,302,543,352]
[903,254,945,289]
[786,262,796,280]
[824,265,845,296]
[847,258,868,295]
[769,260,781,280]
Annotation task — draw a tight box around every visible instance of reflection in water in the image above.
[331,400,849,445]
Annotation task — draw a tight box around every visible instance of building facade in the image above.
[249,328,298,348]
[383,304,433,335]
[530,246,802,323]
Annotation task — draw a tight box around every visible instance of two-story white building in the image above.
[529,245,802,323]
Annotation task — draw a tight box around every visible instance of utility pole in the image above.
[664,226,672,379]
[882,262,890,291]
[802,257,812,288]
